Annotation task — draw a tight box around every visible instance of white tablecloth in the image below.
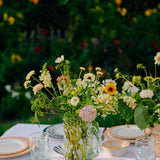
[0,123,159,160]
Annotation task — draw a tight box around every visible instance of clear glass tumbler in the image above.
[29,132,50,160]
[135,136,156,160]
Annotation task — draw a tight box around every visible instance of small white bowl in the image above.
[102,139,130,157]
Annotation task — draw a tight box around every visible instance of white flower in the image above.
[5,85,12,92]
[25,91,31,99]
[155,109,160,113]
[11,91,20,98]
[83,73,95,81]
[33,84,43,95]
[103,79,117,86]
[39,71,52,87]
[154,52,160,65]
[55,55,64,63]
[97,94,109,104]
[129,103,137,109]
[71,97,80,106]
[26,70,35,80]
[79,105,97,122]
[140,89,154,98]
[81,80,87,88]
[123,82,139,93]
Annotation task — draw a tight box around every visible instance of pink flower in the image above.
[79,105,97,122]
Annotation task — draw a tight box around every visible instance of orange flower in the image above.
[29,0,39,4]
[145,9,152,16]
[88,66,93,70]
[17,13,23,19]
[0,0,3,6]
[115,0,122,5]
[8,16,15,25]
[11,54,22,63]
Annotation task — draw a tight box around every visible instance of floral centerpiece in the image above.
[24,55,118,159]
[112,52,160,130]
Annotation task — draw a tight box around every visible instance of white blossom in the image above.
[55,55,64,63]
[71,97,80,106]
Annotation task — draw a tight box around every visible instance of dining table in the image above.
[0,123,159,160]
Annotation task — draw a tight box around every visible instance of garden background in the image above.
[0,0,160,136]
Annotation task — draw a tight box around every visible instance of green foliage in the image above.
[134,105,148,130]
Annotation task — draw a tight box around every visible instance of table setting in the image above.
[0,123,159,160]
[1,53,160,160]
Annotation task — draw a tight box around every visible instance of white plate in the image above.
[109,125,152,140]
[104,128,135,143]
[0,137,29,155]
[43,123,64,140]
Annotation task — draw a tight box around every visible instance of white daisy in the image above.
[154,52,160,65]
[70,97,80,106]
[103,79,117,86]
[123,82,139,93]
[55,55,64,63]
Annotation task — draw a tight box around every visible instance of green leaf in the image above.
[134,105,148,130]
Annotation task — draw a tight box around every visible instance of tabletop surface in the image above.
[0,123,159,160]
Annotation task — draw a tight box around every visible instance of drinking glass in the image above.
[29,132,50,160]
[135,136,156,160]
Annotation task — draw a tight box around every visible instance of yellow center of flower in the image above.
[157,57,160,62]
[104,83,117,95]
[129,84,133,88]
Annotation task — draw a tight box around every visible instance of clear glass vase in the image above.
[63,116,102,160]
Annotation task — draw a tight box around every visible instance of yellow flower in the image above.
[3,13,8,21]
[117,7,121,12]
[132,17,137,24]
[115,0,122,5]
[8,16,15,25]
[121,8,127,16]
[95,6,101,11]
[144,76,153,81]
[152,8,157,13]
[104,82,117,95]
[17,13,23,19]
[11,54,22,63]
[145,9,152,16]
[132,76,141,84]
[11,54,16,63]
[152,77,160,82]
[158,3,160,9]
[0,0,3,6]
[16,55,22,62]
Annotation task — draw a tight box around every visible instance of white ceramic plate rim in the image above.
[109,125,152,139]
[0,138,33,159]
[43,123,64,139]
[104,128,135,143]
[0,137,29,155]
